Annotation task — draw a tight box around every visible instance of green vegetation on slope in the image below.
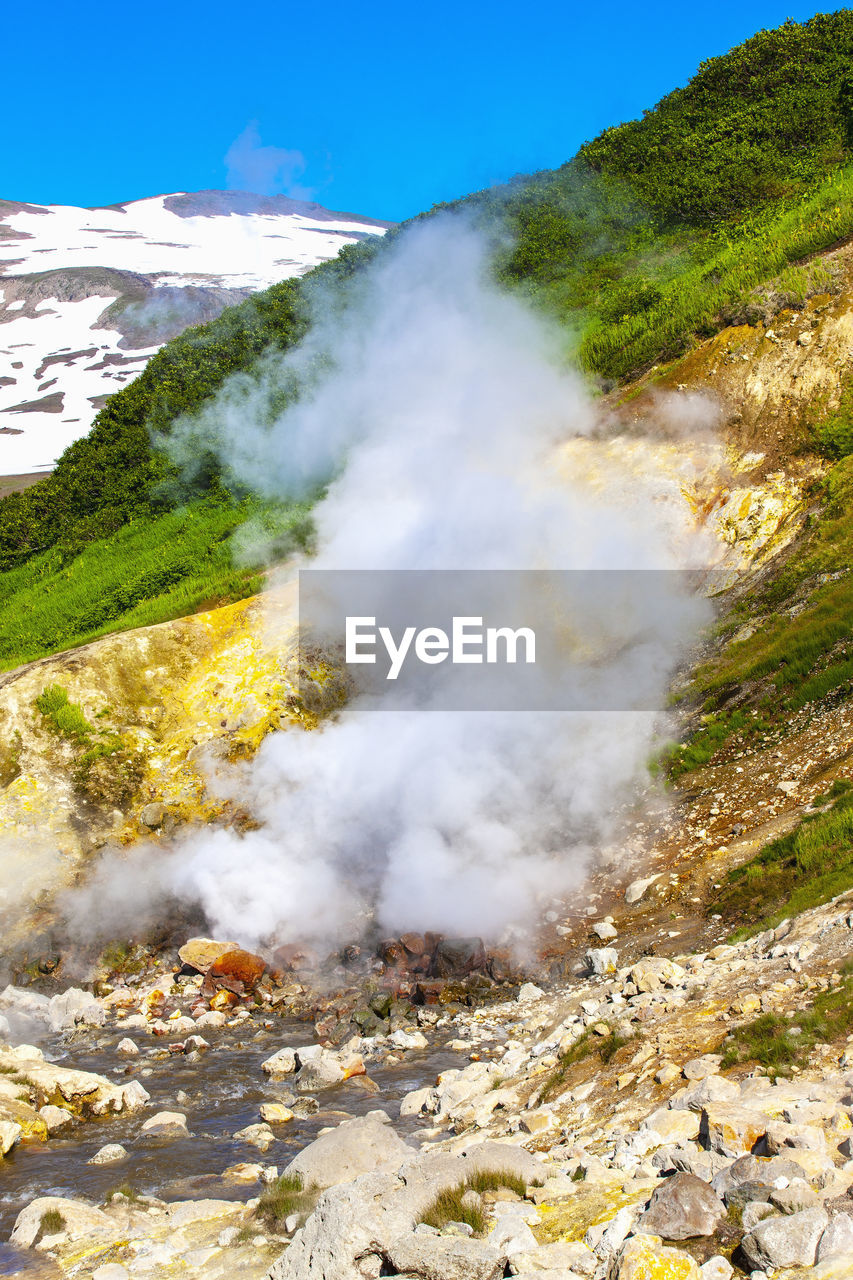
[33,682,144,808]
[0,276,316,573]
[0,497,313,671]
[711,781,853,938]
[722,961,853,1072]
[4,11,853,668]
[456,10,853,377]
[665,450,853,776]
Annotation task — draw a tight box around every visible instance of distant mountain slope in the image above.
[0,192,390,473]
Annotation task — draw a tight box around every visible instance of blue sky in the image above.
[6,1,830,222]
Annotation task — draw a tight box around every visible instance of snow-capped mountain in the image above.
[0,191,390,476]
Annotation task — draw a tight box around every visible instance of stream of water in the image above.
[0,1018,462,1242]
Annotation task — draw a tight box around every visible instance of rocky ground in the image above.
[2,827,853,1280]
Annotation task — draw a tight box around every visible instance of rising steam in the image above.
[65,217,715,949]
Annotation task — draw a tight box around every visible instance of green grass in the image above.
[35,684,94,741]
[418,1168,534,1235]
[663,709,771,781]
[712,787,853,939]
[722,964,853,1072]
[39,1209,65,1235]
[30,682,144,807]
[541,1025,634,1100]
[420,1185,487,1234]
[107,1183,141,1203]
[0,496,313,671]
[666,454,853,780]
[573,166,853,381]
[256,1172,313,1229]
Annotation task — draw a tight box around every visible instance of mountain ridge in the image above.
[0,190,389,473]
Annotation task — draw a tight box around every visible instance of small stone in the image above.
[139,802,165,828]
[682,1055,722,1081]
[178,937,240,973]
[39,1105,73,1133]
[140,1110,188,1137]
[656,1062,681,1086]
[730,993,761,1016]
[234,1123,276,1151]
[703,1105,768,1157]
[260,1103,294,1124]
[586,948,618,976]
[700,1259,733,1280]
[195,1010,228,1029]
[88,1144,128,1165]
[593,922,618,941]
[116,1038,139,1056]
[0,1120,21,1155]
[517,983,545,1003]
[221,1162,263,1183]
[769,1182,819,1214]
[262,1046,298,1077]
[521,1107,558,1135]
[625,876,659,905]
[121,1080,150,1111]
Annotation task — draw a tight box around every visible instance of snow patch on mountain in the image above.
[0,192,390,474]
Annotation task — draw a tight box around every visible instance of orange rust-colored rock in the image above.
[202,949,267,996]
[209,989,239,1011]
[143,989,167,1020]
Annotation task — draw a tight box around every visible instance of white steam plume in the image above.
[65,217,715,949]
[225,122,309,199]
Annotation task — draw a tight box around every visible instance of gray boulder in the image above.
[286,1115,412,1190]
[295,1055,345,1092]
[711,1154,806,1200]
[681,1075,739,1111]
[48,988,106,1032]
[10,1196,112,1247]
[459,1141,546,1186]
[385,1233,506,1279]
[269,1157,477,1280]
[635,1172,725,1240]
[510,1241,596,1274]
[818,1212,853,1262]
[741,1207,829,1270]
